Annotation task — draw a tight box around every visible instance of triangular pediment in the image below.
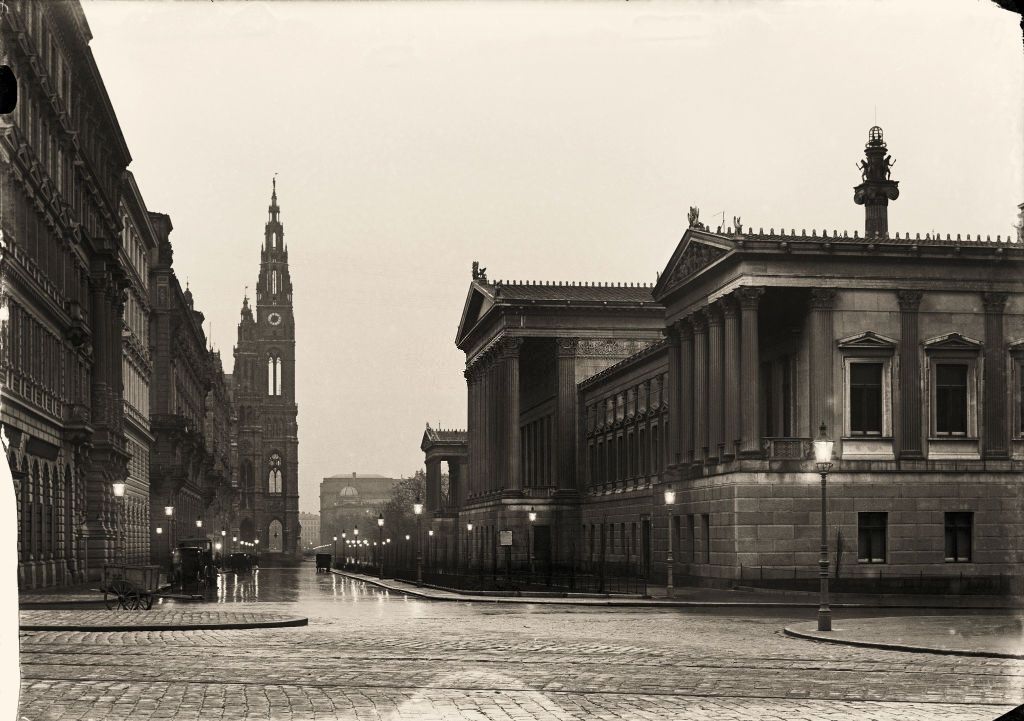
[837,331,898,350]
[456,282,496,347]
[923,332,983,351]
[1009,338,1024,355]
[653,230,734,301]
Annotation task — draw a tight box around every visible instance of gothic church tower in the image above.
[232,179,300,558]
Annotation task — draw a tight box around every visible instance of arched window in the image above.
[267,355,281,396]
[271,270,278,295]
[268,453,282,494]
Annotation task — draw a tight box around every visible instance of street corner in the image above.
[19,609,309,633]
[784,614,1024,659]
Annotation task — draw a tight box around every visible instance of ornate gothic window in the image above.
[268,453,283,493]
[271,270,278,295]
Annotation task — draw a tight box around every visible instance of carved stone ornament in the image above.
[896,289,923,311]
[808,288,838,310]
[668,242,728,287]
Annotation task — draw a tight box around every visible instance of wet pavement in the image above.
[17,561,1024,721]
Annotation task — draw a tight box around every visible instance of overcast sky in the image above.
[83,0,1023,514]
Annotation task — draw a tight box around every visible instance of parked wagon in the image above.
[315,553,332,573]
[100,564,162,610]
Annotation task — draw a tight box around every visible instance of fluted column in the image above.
[737,287,764,456]
[502,337,523,492]
[465,368,476,498]
[664,325,682,466]
[680,320,694,463]
[555,337,578,490]
[896,290,923,459]
[722,296,740,459]
[808,288,837,439]
[706,306,724,462]
[692,312,708,461]
[983,292,1009,459]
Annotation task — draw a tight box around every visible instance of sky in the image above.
[81,0,1023,514]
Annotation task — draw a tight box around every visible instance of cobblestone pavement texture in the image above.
[16,567,1024,721]
[787,615,1024,658]
[19,609,308,630]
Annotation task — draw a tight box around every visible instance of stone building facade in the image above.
[298,512,320,551]
[451,272,665,572]
[430,127,1024,591]
[1,1,135,586]
[231,182,300,559]
[320,473,401,546]
[118,173,157,565]
[148,214,237,565]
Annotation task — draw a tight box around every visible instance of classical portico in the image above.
[455,268,665,568]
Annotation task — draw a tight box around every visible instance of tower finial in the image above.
[853,126,899,237]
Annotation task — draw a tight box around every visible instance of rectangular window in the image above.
[620,522,626,558]
[935,364,968,435]
[651,426,659,474]
[608,523,615,554]
[857,512,887,563]
[638,428,646,476]
[944,512,973,563]
[701,514,711,563]
[850,362,883,435]
[687,514,696,562]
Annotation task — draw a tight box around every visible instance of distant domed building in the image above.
[319,473,402,545]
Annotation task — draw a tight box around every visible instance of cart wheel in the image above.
[123,590,141,610]
[104,580,137,610]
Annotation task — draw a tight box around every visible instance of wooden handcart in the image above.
[100,564,163,610]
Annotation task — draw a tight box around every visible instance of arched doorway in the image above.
[239,517,255,544]
[268,519,283,552]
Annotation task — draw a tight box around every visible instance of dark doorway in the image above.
[641,518,651,578]
[534,525,551,576]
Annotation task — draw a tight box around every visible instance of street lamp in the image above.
[377,513,384,580]
[254,538,259,565]
[333,535,338,564]
[813,423,834,632]
[112,482,126,564]
[195,516,203,530]
[428,529,434,570]
[466,522,473,573]
[664,484,676,599]
[232,535,237,555]
[528,507,537,576]
[163,505,175,570]
[413,494,424,587]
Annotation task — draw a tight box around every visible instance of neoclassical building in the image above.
[2,1,134,586]
[429,127,1024,590]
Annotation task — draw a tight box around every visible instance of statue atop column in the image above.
[853,126,900,238]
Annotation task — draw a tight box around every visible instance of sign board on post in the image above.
[499,530,513,547]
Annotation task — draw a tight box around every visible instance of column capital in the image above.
[555,337,578,357]
[702,304,723,327]
[809,288,838,310]
[735,286,765,310]
[983,292,1008,314]
[690,311,707,333]
[718,295,738,318]
[897,289,923,311]
[662,325,680,346]
[678,317,694,340]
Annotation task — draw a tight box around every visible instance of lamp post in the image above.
[528,507,537,576]
[427,529,434,570]
[664,484,676,599]
[340,532,346,564]
[333,535,338,564]
[813,423,834,632]
[413,495,424,586]
[164,505,175,569]
[466,522,473,573]
[112,482,126,564]
[353,526,360,565]
[254,538,259,565]
[232,535,237,555]
[377,514,384,580]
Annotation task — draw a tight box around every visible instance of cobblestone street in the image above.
[17,568,1024,720]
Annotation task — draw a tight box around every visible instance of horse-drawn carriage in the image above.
[171,538,218,587]
[315,553,332,573]
[226,552,256,573]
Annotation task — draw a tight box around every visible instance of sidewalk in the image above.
[18,609,308,632]
[785,614,1024,659]
[331,570,1024,609]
